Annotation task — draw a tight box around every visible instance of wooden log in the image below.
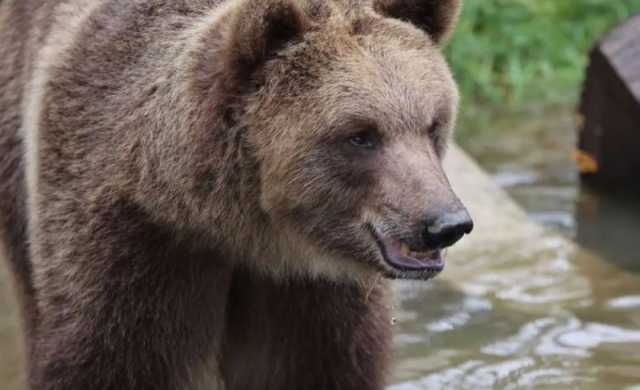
[578,13,640,190]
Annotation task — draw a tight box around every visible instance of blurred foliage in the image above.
[447,0,640,108]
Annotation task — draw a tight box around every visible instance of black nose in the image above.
[423,210,474,249]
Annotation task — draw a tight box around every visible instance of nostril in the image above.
[461,218,474,235]
[423,210,473,249]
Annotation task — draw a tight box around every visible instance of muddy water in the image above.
[0,246,24,389]
[391,215,640,389]
[391,108,640,389]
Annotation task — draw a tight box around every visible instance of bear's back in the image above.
[0,0,227,326]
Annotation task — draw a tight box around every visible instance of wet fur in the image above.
[0,0,460,389]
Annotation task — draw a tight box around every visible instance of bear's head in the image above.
[170,0,472,281]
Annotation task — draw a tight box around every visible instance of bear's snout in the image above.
[369,163,473,280]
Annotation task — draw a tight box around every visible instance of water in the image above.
[392,107,640,389]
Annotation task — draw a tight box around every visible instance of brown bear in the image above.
[0,0,472,389]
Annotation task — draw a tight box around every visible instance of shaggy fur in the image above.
[0,0,464,389]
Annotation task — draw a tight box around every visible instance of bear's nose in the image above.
[422,209,474,250]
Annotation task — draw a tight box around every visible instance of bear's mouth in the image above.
[367,226,444,279]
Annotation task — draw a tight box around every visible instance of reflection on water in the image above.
[392,240,640,389]
[392,107,640,389]
[577,189,640,273]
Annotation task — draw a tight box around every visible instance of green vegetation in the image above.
[447,1,640,108]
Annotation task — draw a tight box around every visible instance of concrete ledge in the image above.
[444,145,545,250]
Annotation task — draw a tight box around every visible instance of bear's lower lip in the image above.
[367,226,445,275]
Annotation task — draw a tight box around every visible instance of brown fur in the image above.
[0,0,464,389]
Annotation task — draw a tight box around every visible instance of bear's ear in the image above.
[373,0,461,45]
[225,0,309,74]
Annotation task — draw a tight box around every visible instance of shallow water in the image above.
[391,107,640,389]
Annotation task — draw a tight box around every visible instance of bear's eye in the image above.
[348,130,379,150]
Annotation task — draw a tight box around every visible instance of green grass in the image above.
[447,0,640,108]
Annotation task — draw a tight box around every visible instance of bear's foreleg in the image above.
[221,270,392,390]
[29,199,233,390]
